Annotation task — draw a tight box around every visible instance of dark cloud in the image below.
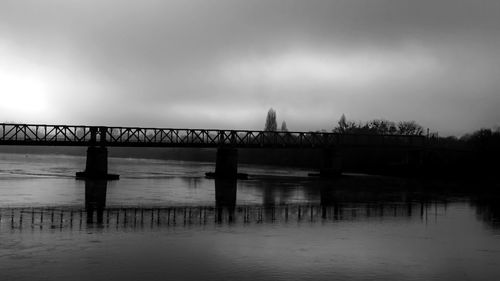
[1,0,499,135]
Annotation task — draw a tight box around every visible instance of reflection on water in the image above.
[1,202,448,230]
[214,178,237,223]
[85,179,107,224]
[1,176,499,232]
[1,153,500,281]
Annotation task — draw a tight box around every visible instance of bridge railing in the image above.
[0,123,425,148]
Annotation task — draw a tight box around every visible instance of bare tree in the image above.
[366,119,397,135]
[397,121,424,135]
[334,115,423,135]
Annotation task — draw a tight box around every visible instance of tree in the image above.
[280,121,288,132]
[333,115,424,136]
[366,119,397,135]
[337,114,347,133]
[264,108,277,131]
[334,114,357,134]
[397,121,424,135]
[467,128,497,149]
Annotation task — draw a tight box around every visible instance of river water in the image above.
[1,153,499,281]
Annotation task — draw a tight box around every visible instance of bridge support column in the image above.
[215,147,238,179]
[76,146,119,180]
[86,146,108,176]
[319,148,342,177]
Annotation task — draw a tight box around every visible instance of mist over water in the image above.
[1,153,500,281]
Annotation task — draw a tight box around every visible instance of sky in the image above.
[0,0,499,136]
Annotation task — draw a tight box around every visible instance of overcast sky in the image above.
[1,0,499,135]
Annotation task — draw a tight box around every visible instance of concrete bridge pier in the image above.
[206,147,247,180]
[319,148,342,177]
[85,146,108,177]
[215,147,239,179]
[76,146,119,180]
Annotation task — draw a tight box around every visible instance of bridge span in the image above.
[0,123,426,179]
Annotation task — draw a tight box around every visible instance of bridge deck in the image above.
[0,123,425,149]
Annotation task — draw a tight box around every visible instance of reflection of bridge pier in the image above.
[320,181,341,219]
[215,178,237,223]
[84,179,108,224]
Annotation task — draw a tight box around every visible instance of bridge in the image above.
[0,123,426,179]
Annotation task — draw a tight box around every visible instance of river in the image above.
[1,153,499,281]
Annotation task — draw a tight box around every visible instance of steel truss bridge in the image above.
[0,123,425,148]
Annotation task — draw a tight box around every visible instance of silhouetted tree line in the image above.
[461,128,500,149]
[261,110,425,135]
[460,128,500,176]
[256,111,498,179]
[333,114,424,135]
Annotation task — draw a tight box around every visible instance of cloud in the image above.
[0,0,499,134]
[218,47,440,88]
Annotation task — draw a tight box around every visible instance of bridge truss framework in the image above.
[0,123,425,149]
